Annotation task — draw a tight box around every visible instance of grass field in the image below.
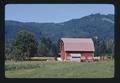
[5,60,114,78]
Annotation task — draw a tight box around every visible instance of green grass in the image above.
[5,60,114,78]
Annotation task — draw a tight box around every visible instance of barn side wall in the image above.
[81,52,94,60]
[81,53,94,57]
[65,51,94,61]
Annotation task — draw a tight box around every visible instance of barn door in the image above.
[70,53,81,62]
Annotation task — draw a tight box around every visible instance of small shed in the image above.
[60,38,95,62]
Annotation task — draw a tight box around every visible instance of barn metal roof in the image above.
[61,38,95,51]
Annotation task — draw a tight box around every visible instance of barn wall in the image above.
[60,42,66,61]
[81,52,94,60]
[81,53,94,57]
[66,52,71,60]
[64,52,94,61]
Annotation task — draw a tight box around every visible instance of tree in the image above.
[92,36,101,56]
[99,40,107,55]
[53,39,61,60]
[37,37,57,57]
[5,47,12,60]
[93,36,110,56]
[10,30,38,61]
[38,39,47,56]
[106,39,114,57]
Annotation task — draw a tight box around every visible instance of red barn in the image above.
[60,38,95,62]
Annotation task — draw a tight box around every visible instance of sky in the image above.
[5,4,114,23]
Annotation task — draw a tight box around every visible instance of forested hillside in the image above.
[5,13,114,60]
[5,13,114,47]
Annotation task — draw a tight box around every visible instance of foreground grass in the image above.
[5,60,114,78]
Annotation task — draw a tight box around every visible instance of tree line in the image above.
[5,30,58,61]
[92,36,114,57]
[5,30,114,61]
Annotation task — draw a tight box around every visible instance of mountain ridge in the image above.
[5,13,114,47]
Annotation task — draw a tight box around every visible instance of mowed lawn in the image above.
[5,60,114,78]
